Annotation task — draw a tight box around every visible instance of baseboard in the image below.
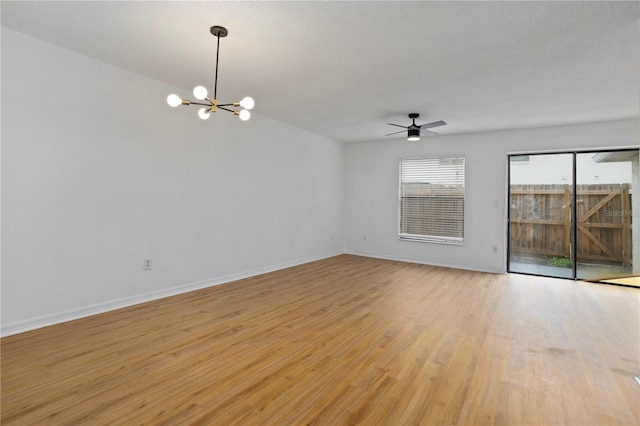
[1,250,343,337]
[346,250,506,274]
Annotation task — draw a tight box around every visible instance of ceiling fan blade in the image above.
[385,130,406,136]
[387,123,409,129]
[421,129,438,136]
[418,120,447,130]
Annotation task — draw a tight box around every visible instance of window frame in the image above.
[398,156,465,245]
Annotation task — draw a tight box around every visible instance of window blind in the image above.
[399,156,465,244]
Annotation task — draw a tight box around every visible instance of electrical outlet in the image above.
[143,258,152,270]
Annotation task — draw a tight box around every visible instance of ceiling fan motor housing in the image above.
[407,128,420,140]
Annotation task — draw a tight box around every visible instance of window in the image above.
[399,156,465,244]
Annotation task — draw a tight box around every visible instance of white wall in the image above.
[1,29,345,336]
[344,119,639,273]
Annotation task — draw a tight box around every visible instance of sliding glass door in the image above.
[508,153,574,278]
[508,149,638,283]
[575,151,636,281]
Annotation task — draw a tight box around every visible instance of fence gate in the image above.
[509,184,631,266]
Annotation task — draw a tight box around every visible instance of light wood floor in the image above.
[599,276,640,288]
[2,254,639,425]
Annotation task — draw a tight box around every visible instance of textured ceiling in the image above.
[2,1,639,143]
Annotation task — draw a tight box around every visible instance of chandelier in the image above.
[167,26,255,121]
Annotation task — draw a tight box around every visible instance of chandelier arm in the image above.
[217,105,235,113]
[189,101,211,106]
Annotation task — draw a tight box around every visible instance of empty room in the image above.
[1,1,639,425]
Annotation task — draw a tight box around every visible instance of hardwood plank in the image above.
[1,255,639,425]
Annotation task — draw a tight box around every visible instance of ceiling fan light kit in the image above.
[167,25,255,121]
[386,113,446,141]
[407,128,421,141]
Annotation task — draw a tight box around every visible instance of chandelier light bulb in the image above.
[167,94,182,107]
[198,108,211,120]
[239,96,255,110]
[239,109,251,121]
[193,86,208,100]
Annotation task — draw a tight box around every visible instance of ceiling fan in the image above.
[386,113,447,141]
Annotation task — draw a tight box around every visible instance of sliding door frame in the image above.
[507,147,637,282]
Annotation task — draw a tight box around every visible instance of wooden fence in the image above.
[509,184,632,266]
